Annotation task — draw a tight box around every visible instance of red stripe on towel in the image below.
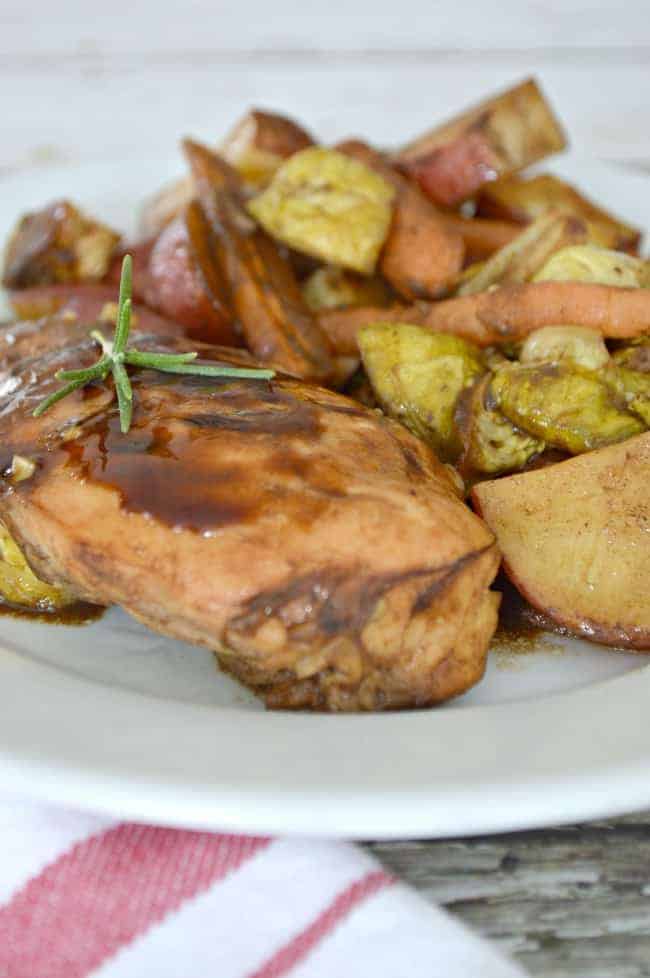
[0,823,269,978]
[248,869,394,978]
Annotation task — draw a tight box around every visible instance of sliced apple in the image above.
[472,432,650,649]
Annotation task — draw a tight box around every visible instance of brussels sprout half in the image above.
[491,362,643,454]
[358,322,484,460]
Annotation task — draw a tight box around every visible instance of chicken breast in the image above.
[0,315,499,710]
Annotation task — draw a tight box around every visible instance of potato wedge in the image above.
[477,173,642,254]
[336,140,464,299]
[456,211,587,296]
[221,108,314,188]
[395,78,566,207]
[247,147,395,276]
[146,202,240,345]
[183,139,335,381]
[472,432,650,648]
[3,200,120,289]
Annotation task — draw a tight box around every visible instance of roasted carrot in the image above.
[319,282,650,353]
[183,139,336,382]
[441,213,521,261]
[336,140,464,300]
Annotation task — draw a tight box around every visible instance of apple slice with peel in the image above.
[472,432,650,649]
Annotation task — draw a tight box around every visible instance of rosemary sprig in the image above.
[33,254,275,433]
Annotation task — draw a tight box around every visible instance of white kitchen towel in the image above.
[0,798,526,978]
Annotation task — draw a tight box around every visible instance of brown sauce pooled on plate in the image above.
[0,599,105,626]
[492,573,567,653]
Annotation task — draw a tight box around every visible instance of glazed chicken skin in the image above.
[0,316,499,710]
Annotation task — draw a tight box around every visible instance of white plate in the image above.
[1,153,650,840]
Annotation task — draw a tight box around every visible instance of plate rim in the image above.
[2,644,650,839]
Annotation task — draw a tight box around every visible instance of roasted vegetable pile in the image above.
[2,76,650,576]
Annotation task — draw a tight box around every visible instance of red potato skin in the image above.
[470,488,650,650]
[8,284,182,337]
[235,109,314,158]
[146,210,241,347]
[399,132,501,208]
[336,139,464,299]
[104,238,156,302]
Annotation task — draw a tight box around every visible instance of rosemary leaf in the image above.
[124,350,199,368]
[33,378,89,417]
[114,255,132,353]
[113,361,133,433]
[56,356,112,384]
[114,296,132,355]
[150,363,275,379]
[33,252,275,434]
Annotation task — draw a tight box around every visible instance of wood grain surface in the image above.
[3,3,650,974]
[369,813,650,977]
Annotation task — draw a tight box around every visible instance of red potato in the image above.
[336,139,464,299]
[3,200,121,289]
[318,281,650,354]
[472,433,650,649]
[138,110,314,240]
[104,237,157,302]
[395,78,566,207]
[221,108,314,186]
[146,202,241,346]
[139,177,195,240]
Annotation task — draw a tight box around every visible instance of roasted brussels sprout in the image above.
[247,147,395,275]
[456,375,544,477]
[602,363,650,426]
[534,244,650,288]
[612,339,650,373]
[3,200,120,289]
[0,523,73,611]
[520,325,610,370]
[302,266,392,312]
[456,212,587,297]
[491,362,643,454]
[358,322,484,459]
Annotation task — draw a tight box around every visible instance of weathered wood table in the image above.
[368,813,650,977]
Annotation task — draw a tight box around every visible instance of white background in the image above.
[1,0,649,178]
